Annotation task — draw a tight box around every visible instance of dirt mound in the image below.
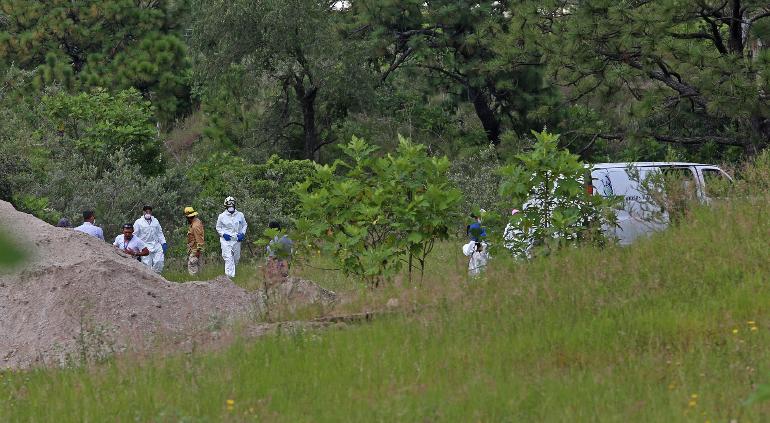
[263,276,338,313]
[0,200,259,369]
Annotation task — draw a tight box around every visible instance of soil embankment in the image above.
[0,200,259,369]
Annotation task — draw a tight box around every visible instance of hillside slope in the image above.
[1,197,770,421]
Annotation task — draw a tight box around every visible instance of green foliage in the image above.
[10,194,61,225]
[41,88,163,175]
[0,0,192,122]
[351,0,560,147]
[36,152,187,243]
[0,230,24,268]
[191,0,371,160]
[5,196,770,420]
[294,135,462,285]
[497,130,616,258]
[448,143,501,229]
[526,0,770,156]
[0,67,44,202]
[187,153,316,238]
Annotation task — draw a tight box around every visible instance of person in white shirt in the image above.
[133,205,167,274]
[215,196,247,278]
[73,210,104,240]
[113,223,150,259]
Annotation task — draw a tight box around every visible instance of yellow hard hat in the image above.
[183,206,198,217]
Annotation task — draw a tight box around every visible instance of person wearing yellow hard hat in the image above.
[184,206,205,276]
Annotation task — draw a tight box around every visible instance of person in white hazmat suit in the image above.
[216,196,248,278]
[462,240,489,277]
[133,205,168,273]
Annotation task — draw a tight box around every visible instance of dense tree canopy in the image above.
[350,0,560,147]
[191,0,371,160]
[1,0,770,260]
[0,0,191,122]
[525,0,770,156]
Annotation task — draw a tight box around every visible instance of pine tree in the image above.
[0,0,191,123]
[524,0,770,156]
[350,0,559,146]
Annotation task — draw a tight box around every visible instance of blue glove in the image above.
[162,243,168,253]
[222,234,231,241]
[237,233,245,242]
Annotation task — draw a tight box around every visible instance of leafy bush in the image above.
[294,136,462,285]
[448,143,502,232]
[41,88,164,175]
[497,130,616,258]
[187,153,316,242]
[37,152,186,244]
[11,195,61,225]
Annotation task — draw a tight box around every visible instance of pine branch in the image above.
[379,46,413,85]
[595,132,744,147]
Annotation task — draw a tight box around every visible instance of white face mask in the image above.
[227,207,235,214]
[144,213,152,220]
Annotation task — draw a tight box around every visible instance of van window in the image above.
[659,166,698,200]
[701,168,732,198]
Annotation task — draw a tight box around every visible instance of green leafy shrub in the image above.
[11,195,61,225]
[41,88,164,175]
[294,136,462,286]
[38,152,187,244]
[497,130,616,258]
[187,153,316,242]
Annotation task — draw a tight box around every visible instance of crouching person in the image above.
[264,221,293,286]
[114,223,150,260]
[184,207,205,276]
[462,240,489,277]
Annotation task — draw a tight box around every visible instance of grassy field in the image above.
[2,197,770,422]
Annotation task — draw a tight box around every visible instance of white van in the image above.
[590,162,732,245]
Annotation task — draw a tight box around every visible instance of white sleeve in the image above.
[157,220,167,244]
[462,242,475,257]
[133,218,144,238]
[113,236,121,248]
[240,214,247,234]
[215,214,225,236]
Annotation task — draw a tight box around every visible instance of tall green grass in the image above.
[2,197,770,421]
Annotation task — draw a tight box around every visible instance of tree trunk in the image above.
[728,0,744,54]
[295,83,320,161]
[748,113,770,155]
[468,85,501,145]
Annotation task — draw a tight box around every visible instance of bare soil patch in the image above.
[0,200,264,368]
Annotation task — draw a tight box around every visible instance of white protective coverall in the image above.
[216,209,248,277]
[133,216,167,273]
[462,241,489,277]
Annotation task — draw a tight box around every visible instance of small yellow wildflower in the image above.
[226,399,235,411]
[732,328,739,334]
[691,393,699,399]
[751,326,758,332]
[747,321,756,325]
[688,400,697,407]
